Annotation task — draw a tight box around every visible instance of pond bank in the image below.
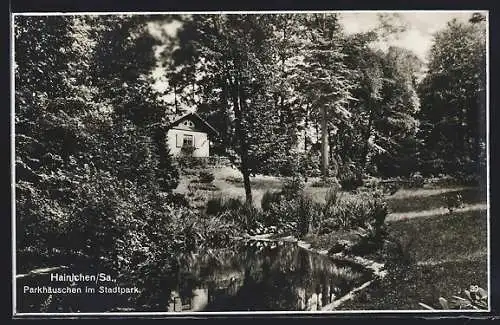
[241,233,386,311]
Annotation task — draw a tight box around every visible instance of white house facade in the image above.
[166,113,219,158]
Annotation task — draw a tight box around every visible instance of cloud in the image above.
[393,28,433,62]
[339,11,483,63]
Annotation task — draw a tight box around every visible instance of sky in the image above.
[338,11,485,62]
[151,11,487,105]
[152,11,486,62]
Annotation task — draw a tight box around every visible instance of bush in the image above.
[408,172,425,188]
[257,180,389,241]
[237,203,262,228]
[188,181,218,192]
[340,176,363,192]
[205,195,246,218]
[318,218,339,235]
[205,196,261,229]
[310,177,340,188]
[175,156,208,170]
[281,176,305,199]
[261,190,282,212]
[225,176,242,184]
[198,170,215,183]
[295,195,320,238]
[206,195,224,215]
[420,285,488,310]
[165,192,190,208]
[317,190,388,252]
[339,165,364,191]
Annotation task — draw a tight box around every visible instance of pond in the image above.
[17,241,373,313]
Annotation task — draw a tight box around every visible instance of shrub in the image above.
[409,172,425,188]
[310,177,340,188]
[444,192,464,213]
[198,170,215,183]
[205,195,247,219]
[225,197,245,211]
[238,203,262,228]
[339,172,364,192]
[420,285,488,310]
[295,195,320,238]
[225,176,242,184]
[209,197,261,229]
[258,180,388,241]
[281,176,305,199]
[318,218,339,235]
[206,195,224,215]
[165,193,189,208]
[176,156,208,170]
[188,181,218,192]
[261,190,282,212]
[318,190,388,251]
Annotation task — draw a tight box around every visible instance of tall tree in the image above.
[170,14,281,203]
[373,47,421,177]
[340,31,385,173]
[418,15,486,177]
[15,15,180,272]
[294,13,356,180]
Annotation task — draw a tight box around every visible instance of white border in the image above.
[486,10,491,313]
[11,9,17,318]
[12,10,489,15]
[11,10,491,317]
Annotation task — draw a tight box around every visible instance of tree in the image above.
[340,31,385,174]
[294,13,356,180]
[418,15,486,177]
[15,15,180,273]
[371,47,421,177]
[169,15,282,203]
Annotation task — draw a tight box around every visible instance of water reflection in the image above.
[164,241,371,312]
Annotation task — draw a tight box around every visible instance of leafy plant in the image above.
[339,169,364,192]
[261,190,282,212]
[409,172,425,188]
[165,193,190,208]
[419,285,488,310]
[310,177,340,188]
[444,192,464,213]
[198,170,215,183]
[281,176,305,199]
[383,232,417,267]
[206,195,225,215]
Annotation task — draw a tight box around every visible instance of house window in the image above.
[183,134,194,147]
[183,120,195,128]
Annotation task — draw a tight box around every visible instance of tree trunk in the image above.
[173,83,178,115]
[304,105,309,152]
[361,108,375,172]
[231,75,253,204]
[320,105,329,180]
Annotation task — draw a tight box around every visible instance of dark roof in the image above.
[169,112,220,137]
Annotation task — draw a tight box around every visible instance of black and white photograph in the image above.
[12,10,489,315]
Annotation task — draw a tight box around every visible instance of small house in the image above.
[167,112,219,158]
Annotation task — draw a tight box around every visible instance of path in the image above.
[386,203,487,222]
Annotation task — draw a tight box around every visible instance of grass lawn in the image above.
[385,186,486,214]
[300,184,488,310]
[337,208,488,310]
[178,166,339,209]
